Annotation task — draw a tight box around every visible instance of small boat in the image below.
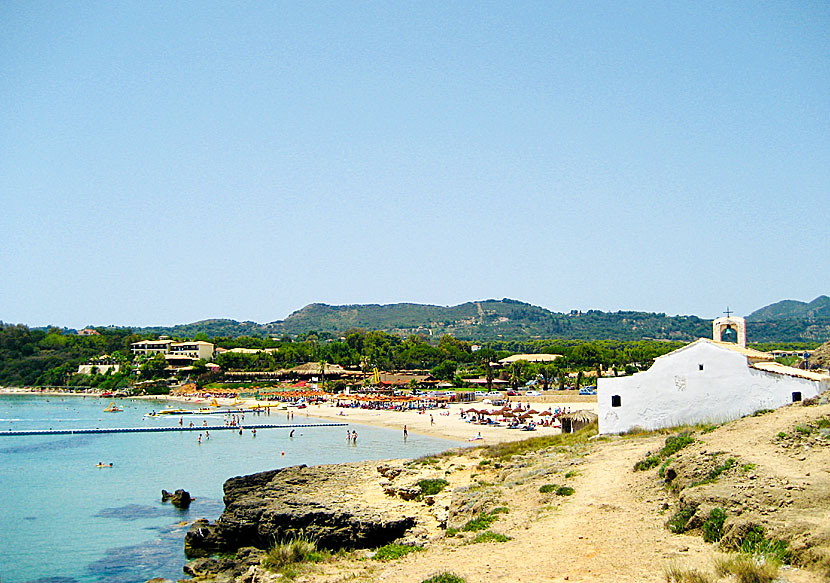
[103,402,123,413]
[156,409,190,415]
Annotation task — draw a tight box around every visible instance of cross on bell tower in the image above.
[712,307,746,347]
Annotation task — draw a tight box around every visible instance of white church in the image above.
[597,314,830,434]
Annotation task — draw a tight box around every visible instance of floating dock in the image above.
[0,422,347,437]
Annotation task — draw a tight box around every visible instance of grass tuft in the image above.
[373,543,422,561]
[714,553,779,583]
[667,506,696,534]
[417,478,449,497]
[659,431,695,457]
[702,508,726,543]
[461,511,499,532]
[421,572,466,583]
[691,458,735,487]
[262,537,329,577]
[483,422,597,459]
[739,527,790,564]
[663,561,714,583]
[471,530,512,544]
[634,455,660,471]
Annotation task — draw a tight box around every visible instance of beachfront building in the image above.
[168,341,214,360]
[130,339,214,360]
[77,355,121,375]
[497,353,562,366]
[597,316,830,434]
[130,339,175,356]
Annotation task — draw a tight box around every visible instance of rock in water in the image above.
[161,488,192,508]
[185,463,416,557]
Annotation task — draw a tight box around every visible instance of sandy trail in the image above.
[357,436,713,583]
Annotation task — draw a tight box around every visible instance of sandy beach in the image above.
[288,399,598,444]
[1,386,598,445]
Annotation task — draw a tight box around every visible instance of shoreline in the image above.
[1,386,598,445]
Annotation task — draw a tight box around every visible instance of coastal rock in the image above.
[183,547,265,581]
[161,488,193,508]
[185,463,417,558]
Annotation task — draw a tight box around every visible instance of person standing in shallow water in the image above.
[403,425,408,439]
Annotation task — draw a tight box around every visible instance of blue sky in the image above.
[1,1,828,328]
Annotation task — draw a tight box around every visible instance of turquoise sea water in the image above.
[0,394,458,583]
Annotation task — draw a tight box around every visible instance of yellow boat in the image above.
[103,402,123,413]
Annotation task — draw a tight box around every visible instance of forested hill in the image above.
[269,300,712,341]
[138,300,716,341]
[746,296,830,321]
[93,298,830,343]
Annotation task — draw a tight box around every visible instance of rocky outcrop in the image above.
[161,488,192,508]
[185,462,417,558]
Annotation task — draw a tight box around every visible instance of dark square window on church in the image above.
[611,395,621,407]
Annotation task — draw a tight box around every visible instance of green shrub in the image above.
[417,478,449,497]
[776,432,787,439]
[795,424,812,435]
[752,409,774,416]
[491,506,509,514]
[634,455,660,471]
[462,512,498,532]
[740,463,756,472]
[421,572,466,583]
[539,483,558,493]
[668,506,696,534]
[702,508,726,543]
[739,527,790,565]
[658,458,673,478]
[373,543,422,561]
[816,417,830,429]
[445,527,458,537]
[692,458,736,487]
[471,530,512,544]
[564,470,579,478]
[659,431,694,457]
[556,485,575,496]
[411,456,440,466]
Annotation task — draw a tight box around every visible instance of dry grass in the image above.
[714,553,779,583]
[663,561,714,583]
[483,422,597,459]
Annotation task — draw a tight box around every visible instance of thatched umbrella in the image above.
[560,410,598,433]
[539,410,552,416]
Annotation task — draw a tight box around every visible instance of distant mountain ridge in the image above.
[746,296,830,321]
[131,297,830,343]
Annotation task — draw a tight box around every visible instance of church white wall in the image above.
[598,342,823,434]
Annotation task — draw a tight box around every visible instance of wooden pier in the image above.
[0,422,347,437]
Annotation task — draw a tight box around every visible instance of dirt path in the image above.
[356,436,713,583]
